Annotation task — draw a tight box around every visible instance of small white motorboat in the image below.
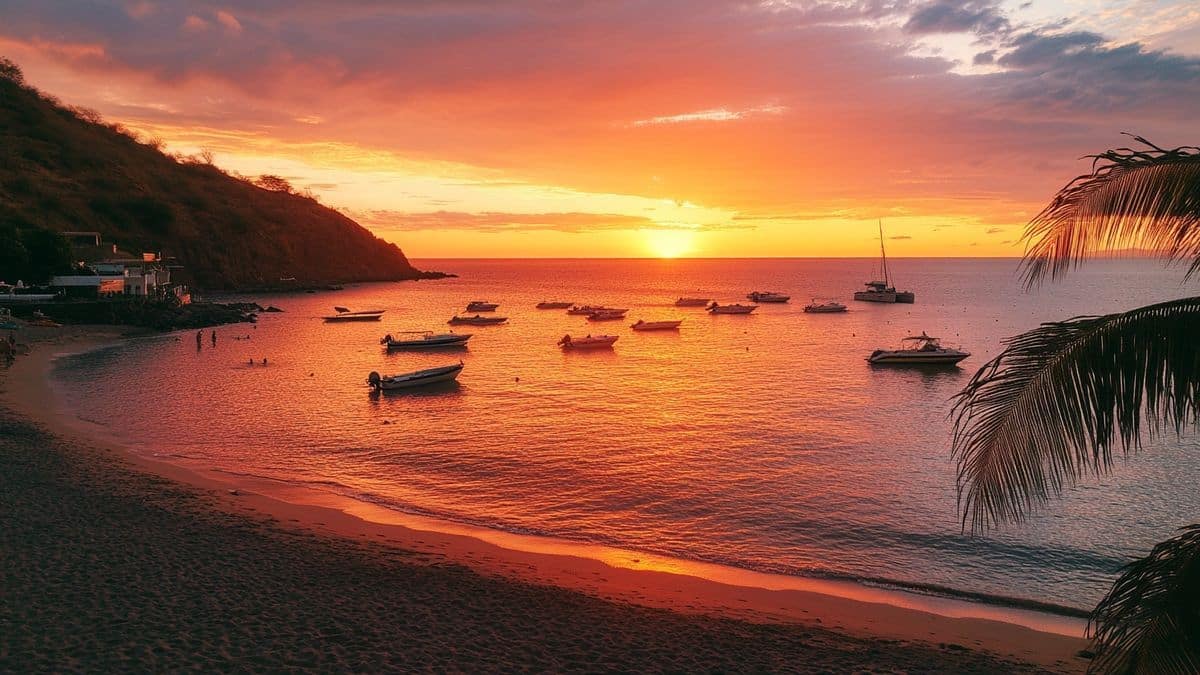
[868,332,969,366]
[631,319,682,331]
[466,300,499,312]
[324,308,385,322]
[674,297,711,307]
[747,291,790,303]
[536,301,573,309]
[567,304,618,315]
[381,331,472,350]
[803,299,847,313]
[707,302,756,315]
[449,314,507,325]
[367,363,463,391]
[558,334,618,349]
[586,309,628,321]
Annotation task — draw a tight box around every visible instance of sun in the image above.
[642,229,696,258]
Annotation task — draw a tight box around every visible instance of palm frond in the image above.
[1088,524,1200,674]
[951,297,1200,532]
[1022,135,1200,287]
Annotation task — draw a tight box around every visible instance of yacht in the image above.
[558,334,618,349]
[868,333,969,366]
[853,221,914,303]
[804,299,847,313]
[746,291,790,303]
[707,302,756,315]
[380,331,471,350]
[466,300,499,312]
[674,297,711,307]
[367,363,463,391]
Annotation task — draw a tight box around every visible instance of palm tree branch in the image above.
[951,297,1200,532]
[1088,524,1200,673]
[1022,136,1200,288]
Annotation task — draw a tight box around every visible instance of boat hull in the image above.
[536,302,573,309]
[369,364,463,390]
[804,306,847,313]
[384,335,471,350]
[632,321,682,331]
[868,352,969,366]
[853,291,897,303]
[448,316,507,325]
[324,313,384,322]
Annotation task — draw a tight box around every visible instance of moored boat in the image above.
[631,319,682,331]
[674,297,711,307]
[324,308,385,322]
[854,221,914,304]
[448,314,508,325]
[567,304,618,315]
[536,301,573,309]
[707,302,756,315]
[558,334,618,349]
[466,300,499,312]
[367,363,463,391]
[803,298,847,313]
[380,331,472,350]
[586,309,628,321]
[868,332,969,366]
[747,291,790,303]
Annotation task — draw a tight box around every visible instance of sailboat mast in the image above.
[878,219,889,287]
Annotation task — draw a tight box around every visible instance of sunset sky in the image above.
[2,1,1198,258]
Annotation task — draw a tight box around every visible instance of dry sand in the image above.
[0,326,1092,672]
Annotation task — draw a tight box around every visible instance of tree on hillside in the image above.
[952,137,1200,673]
[0,56,24,85]
[254,174,294,193]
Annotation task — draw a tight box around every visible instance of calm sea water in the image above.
[52,258,1200,611]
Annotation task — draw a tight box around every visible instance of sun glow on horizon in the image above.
[643,229,698,258]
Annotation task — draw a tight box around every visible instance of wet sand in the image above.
[0,326,1090,672]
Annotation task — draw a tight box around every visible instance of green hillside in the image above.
[0,57,434,289]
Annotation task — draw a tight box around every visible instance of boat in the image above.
[707,302,756,315]
[567,305,619,315]
[0,283,57,304]
[380,331,472,350]
[586,309,628,321]
[466,300,499,312]
[323,308,385,322]
[803,299,847,313]
[367,363,463,391]
[854,221,915,303]
[747,291,790,303]
[631,319,682,331]
[448,314,508,325]
[536,301,573,309]
[867,332,969,366]
[558,334,618,349]
[674,297,711,307]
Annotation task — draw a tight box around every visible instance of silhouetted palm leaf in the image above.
[951,297,1200,532]
[1023,136,1200,287]
[1089,524,1200,673]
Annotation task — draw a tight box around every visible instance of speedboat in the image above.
[558,334,618,349]
[567,304,616,315]
[854,221,914,304]
[632,319,682,331]
[675,297,711,307]
[381,331,472,350]
[536,301,573,309]
[324,308,385,322]
[586,309,628,321]
[466,300,499,312]
[868,332,969,366]
[803,299,847,313]
[367,363,463,391]
[707,302,756,315]
[747,291,790,303]
[449,314,507,325]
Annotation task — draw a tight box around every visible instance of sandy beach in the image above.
[0,327,1091,672]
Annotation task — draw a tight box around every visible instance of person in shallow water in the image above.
[195,330,202,349]
[211,330,217,347]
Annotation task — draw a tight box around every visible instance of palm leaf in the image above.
[951,297,1200,532]
[1022,136,1200,287]
[1089,524,1200,674]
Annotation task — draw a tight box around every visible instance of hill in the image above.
[0,57,437,289]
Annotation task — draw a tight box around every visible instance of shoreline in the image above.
[2,327,1091,671]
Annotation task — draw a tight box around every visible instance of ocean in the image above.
[50,258,1200,613]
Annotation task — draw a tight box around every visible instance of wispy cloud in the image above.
[347,210,743,234]
[631,105,788,127]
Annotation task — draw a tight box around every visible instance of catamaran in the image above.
[868,332,969,365]
[853,221,914,303]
